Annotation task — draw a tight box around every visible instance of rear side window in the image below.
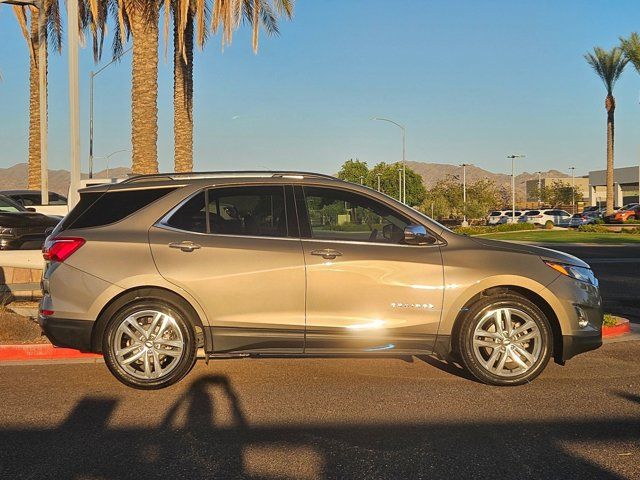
[526,210,540,215]
[164,186,288,238]
[61,187,177,230]
[489,211,501,216]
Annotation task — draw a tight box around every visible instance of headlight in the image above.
[544,261,598,287]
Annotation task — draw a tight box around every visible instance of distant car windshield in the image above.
[0,196,25,213]
[489,211,502,216]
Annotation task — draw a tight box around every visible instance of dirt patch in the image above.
[0,308,48,345]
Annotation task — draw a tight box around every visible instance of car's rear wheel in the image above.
[103,300,197,389]
[457,293,552,386]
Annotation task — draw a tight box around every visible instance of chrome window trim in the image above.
[300,237,442,249]
[155,186,296,242]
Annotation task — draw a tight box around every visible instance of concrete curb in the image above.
[0,344,102,362]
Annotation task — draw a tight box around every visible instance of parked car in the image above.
[0,190,69,217]
[40,171,602,389]
[568,212,600,228]
[487,210,509,225]
[610,205,640,223]
[0,194,60,250]
[603,203,638,223]
[520,209,571,226]
[497,210,522,224]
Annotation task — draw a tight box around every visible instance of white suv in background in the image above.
[520,209,571,226]
[487,210,508,225]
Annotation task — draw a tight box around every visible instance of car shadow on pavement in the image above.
[1,374,638,479]
[414,354,483,383]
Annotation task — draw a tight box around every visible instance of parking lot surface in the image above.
[1,340,639,479]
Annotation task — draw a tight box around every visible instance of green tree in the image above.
[547,181,582,207]
[620,32,640,79]
[337,158,369,184]
[368,162,426,205]
[584,46,629,215]
[418,176,501,220]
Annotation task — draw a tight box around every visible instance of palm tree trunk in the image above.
[605,94,615,216]
[173,9,194,173]
[130,8,159,174]
[27,9,43,190]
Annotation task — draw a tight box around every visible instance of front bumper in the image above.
[38,315,94,352]
[561,333,602,362]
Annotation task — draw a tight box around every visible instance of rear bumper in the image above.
[38,315,94,352]
[561,333,602,362]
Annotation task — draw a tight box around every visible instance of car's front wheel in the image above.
[457,293,552,386]
[103,300,197,389]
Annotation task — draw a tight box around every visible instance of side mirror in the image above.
[404,224,434,245]
[26,207,37,212]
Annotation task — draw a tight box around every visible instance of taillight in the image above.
[43,237,85,262]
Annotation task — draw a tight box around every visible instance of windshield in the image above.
[0,196,24,213]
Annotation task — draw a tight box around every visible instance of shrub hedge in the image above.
[454,223,536,235]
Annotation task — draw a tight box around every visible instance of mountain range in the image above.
[0,162,569,195]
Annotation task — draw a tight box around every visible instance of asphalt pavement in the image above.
[537,244,640,323]
[1,340,640,479]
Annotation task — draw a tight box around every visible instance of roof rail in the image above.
[120,170,339,184]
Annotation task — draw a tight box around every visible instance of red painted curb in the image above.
[602,318,631,338]
[0,344,102,362]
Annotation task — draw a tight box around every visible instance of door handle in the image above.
[310,248,342,260]
[169,241,201,252]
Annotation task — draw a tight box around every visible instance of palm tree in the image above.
[9,1,105,189]
[114,0,162,174]
[584,47,628,215]
[621,33,640,74]
[171,0,293,173]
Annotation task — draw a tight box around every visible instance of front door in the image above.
[295,186,444,354]
[149,185,305,353]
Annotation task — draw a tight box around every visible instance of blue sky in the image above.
[1,0,639,177]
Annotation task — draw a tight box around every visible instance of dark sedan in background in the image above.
[0,195,60,250]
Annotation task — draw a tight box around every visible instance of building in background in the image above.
[525,176,589,206]
[588,166,640,208]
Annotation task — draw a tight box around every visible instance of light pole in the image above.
[67,0,80,207]
[460,163,472,226]
[89,46,132,178]
[398,168,403,202]
[507,154,525,222]
[376,173,381,192]
[372,117,406,204]
[536,171,542,207]
[1,0,48,205]
[93,149,129,179]
[359,175,364,185]
[569,166,576,214]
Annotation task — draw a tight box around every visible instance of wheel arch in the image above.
[443,285,564,364]
[90,286,212,353]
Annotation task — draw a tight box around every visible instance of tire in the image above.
[102,298,197,389]
[456,293,552,386]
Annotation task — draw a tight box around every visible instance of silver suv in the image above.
[40,172,602,389]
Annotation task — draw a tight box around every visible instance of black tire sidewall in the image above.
[457,294,552,386]
[102,299,197,390]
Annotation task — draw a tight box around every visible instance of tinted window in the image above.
[166,191,206,233]
[489,211,501,216]
[303,187,411,244]
[62,187,177,230]
[207,186,287,237]
[48,193,67,205]
[525,210,540,215]
[0,196,23,213]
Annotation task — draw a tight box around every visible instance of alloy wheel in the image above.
[113,309,185,380]
[472,307,542,378]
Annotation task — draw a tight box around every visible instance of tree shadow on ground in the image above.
[1,374,638,479]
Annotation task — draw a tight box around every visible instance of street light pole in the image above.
[507,154,525,222]
[398,168,402,202]
[372,117,406,204]
[376,173,381,192]
[89,46,132,179]
[93,149,128,179]
[67,0,80,208]
[536,171,542,207]
[569,166,576,214]
[460,163,472,226]
[359,175,364,185]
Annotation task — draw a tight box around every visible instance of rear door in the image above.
[295,185,444,354]
[149,185,306,353]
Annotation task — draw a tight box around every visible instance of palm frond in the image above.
[620,32,640,73]
[584,46,628,95]
[12,5,34,61]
